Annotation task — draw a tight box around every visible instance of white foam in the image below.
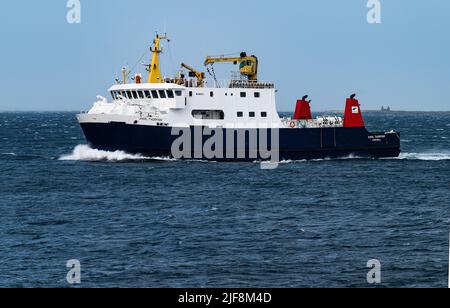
[396,152,450,161]
[59,145,149,162]
[263,155,364,164]
[147,156,178,162]
[59,146,450,163]
[282,153,450,162]
[268,152,450,163]
[337,154,365,160]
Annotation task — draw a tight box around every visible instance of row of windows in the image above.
[113,90,262,100]
[190,110,268,120]
[188,91,261,98]
[237,112,268,118]
[112,89,182,100]
[241,92,260,98]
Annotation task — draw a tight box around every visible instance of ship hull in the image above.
[79,122,401,161]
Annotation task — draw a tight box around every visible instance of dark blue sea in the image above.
[0,111,449,288]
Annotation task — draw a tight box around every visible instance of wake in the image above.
[395,152,450,161]
[277,153,450,163]
[59,145,450,163]
[59,145,151,162]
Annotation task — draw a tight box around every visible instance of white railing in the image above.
[281,116,344,129]
[180,78,275,89]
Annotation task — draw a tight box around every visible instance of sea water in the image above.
[0,111,449,287]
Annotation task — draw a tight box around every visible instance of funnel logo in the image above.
[352,106,359,114]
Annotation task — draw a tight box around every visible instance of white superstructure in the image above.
[77,81,289,129]
[78,33,343,130]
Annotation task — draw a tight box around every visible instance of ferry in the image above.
[77,34,401,161]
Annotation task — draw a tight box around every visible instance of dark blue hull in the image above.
[79,123,401,161]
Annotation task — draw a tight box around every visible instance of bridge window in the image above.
[167,90,174,98]
[192,110,225,120]
[158,90,167,99]
[132,91,138,99]
[121,91,127,99]
[144,90,151,98]
[138,91,144,99]
[151,90,159,98]
[249,112,255,118]
[175,90,183,96]
[240,92,246,98]
[237,112,244,118]
[126,91,132,99]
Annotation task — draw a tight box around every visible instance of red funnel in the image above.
[343,96,365,127]
[294,98,312,120]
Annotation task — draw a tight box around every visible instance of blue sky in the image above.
[0,0,449,111]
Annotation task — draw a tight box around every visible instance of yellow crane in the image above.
[181,63,205,87]
[204,52,259,81]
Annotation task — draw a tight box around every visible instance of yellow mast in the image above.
[147,34,169,84]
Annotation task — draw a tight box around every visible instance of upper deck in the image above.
[109,79,274,91]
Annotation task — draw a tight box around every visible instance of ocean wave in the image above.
[59,146,450,163]
[257,155,365,164]
[149,156,178,162]
[396,152,450,161]
[59,145,150,162]
[270,152,450,163]
[59,145,180,162]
